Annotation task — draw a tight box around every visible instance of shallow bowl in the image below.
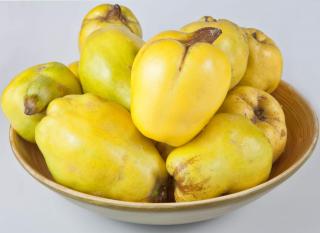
[9,81,318,225]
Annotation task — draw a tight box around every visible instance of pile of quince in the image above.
[1,3,287,202]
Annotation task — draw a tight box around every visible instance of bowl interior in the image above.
[9,81,318,207]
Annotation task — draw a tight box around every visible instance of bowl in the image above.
[9,81,318,225]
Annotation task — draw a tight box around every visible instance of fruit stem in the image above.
[178,27,222,71]
[184,27,222,47]
[106,4,127,24]
[203,16,217,23]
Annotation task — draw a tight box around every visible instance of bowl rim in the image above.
[9,81,319,211]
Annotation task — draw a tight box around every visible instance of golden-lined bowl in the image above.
[9,81,318,225]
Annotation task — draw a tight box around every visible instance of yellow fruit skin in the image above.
[1,62,81,142]
[238,28,283,93]
[131,29,231,147]
[79,25,143,110]
[79,3,142,51]
[181,16,249,89]
[166,113,273,202]
[35,94,167,202]
[219,86,287,161]
[68,61,79,79]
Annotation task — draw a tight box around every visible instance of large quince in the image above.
[35,93,168,202]
[166,113,273,202]
[131,27,231,146]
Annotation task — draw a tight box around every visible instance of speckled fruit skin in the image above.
[219,86,287,161]
[166,113,273,202]
[35,93,168,202]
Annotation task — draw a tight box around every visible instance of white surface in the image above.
[0,1,319,232]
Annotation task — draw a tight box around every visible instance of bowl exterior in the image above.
[67,191,266,225]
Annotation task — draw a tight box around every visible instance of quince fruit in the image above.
[131,27,231,146]
[79,3,142,51]
[181,16,249,88]
[166,113,273,202]
[1,62,81,142]
[219,86,287,161]
[79,25,144,110]
[238,28,283,93]
[35,93,168,202]
[68,61,79,79]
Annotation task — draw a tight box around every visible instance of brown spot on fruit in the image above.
[173,156,199,177]
[175,177,210,194]
[37,65,46,72]
[281,129,286,137]
[253,107,266,121]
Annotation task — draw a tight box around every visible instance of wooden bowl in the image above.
[9,81,318,225]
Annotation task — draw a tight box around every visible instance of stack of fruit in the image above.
[1,3,287,202]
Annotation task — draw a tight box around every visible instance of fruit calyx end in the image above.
[252,31,267,43]
[252,107,266,122]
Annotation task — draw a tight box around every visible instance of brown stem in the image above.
[184,27,222,47]
[203,16,217,23]
[178,27,222,71]
[106,4,127,24]
[24,95,39,115]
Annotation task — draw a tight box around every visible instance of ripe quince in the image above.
[166,113,272,202]
[79,25,143,110]
[35,94,168,202]
[1,62,81,142]
[219,86,287,161]
[238,28,283,93]
[181,16,249,89]
[131,27,231,146]
[79,3,142,51]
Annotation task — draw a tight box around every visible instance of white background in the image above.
[0,1,319,232]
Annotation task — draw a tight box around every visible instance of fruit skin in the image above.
[166,113,273,202]
[79,3,142,51]
[68,61,79,79]
[1,62,81,142]
[131,28,231,147]
[181,16,249,89]
[238,28,283,93]
[79,25,144,110]
[219,86,287,162]
[35,93,168,202]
